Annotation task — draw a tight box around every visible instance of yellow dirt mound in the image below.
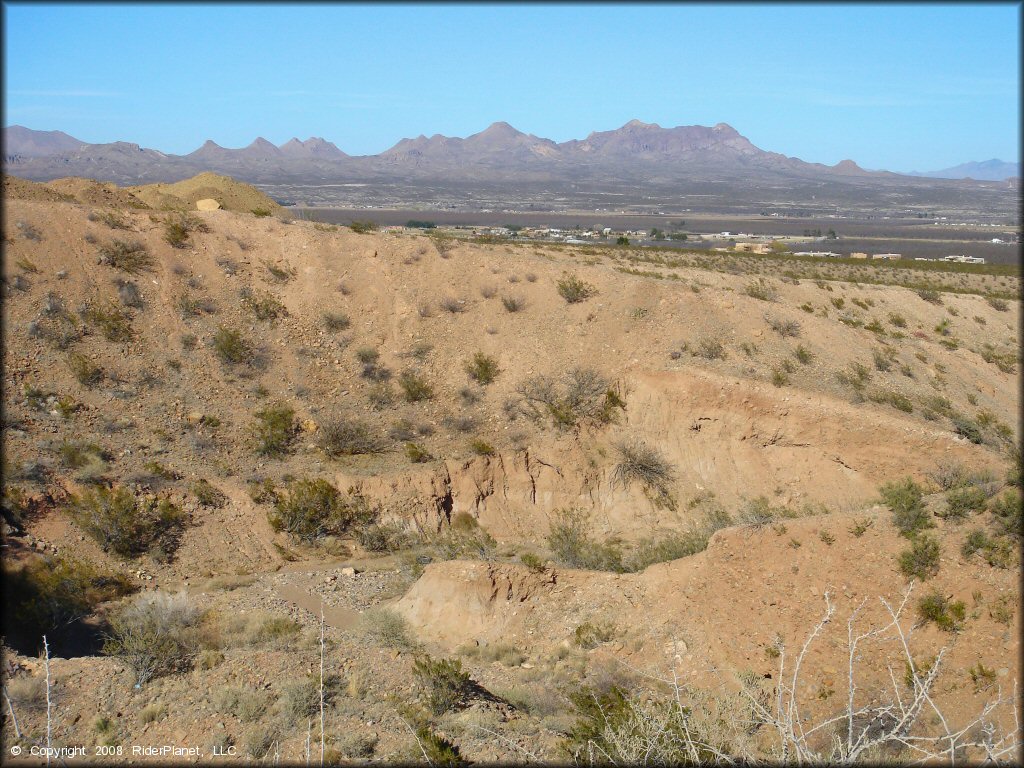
[2,174,75,203]
[128,172,280,214]
[44,177,150,209]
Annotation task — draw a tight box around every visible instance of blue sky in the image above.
[3,2,1020,170]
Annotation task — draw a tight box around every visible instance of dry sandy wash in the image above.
[2,174,1020,764]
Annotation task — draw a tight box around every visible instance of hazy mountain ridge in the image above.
[903,159,1020,182]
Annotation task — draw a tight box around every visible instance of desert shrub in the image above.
[515,367,624,429]
[82,298,133,341]
[546,508,625,572]
[979,343,1017,374]
[502,295,525,313]
[439,296,466,313]
[794,345,814,364]
[164,220,190,248]
[612,440,676,507]
[744,278,777,301]
[736,496,790,528]
[916,288,942,305]
[211,326,254,366]
[69,486,185,558]
[628,508,732,570]
[771,367,791,387]
[323,311,350,331]
[318,416,387,456]
[252,404,297,457]
[871,348,892,372]
[868,389,914,413]
[267,477,373,542]
[951,416,984,445]
[413,656,474,715]
[574,621,616,650]
[916,592,966,632]
[356,521,411,552]
[898,534,942,580]
[989,490,1022,538]
[888,312,907,327]
[768,317,801,337]
[879,478,931,537]
[469,439,495,457]
[117,280,143,308]
[241,288,287,321]
[693,337,726,360]
[5,555,134,651]
[282,675,336,719]
[190,479,227,508]
[927,460,970,491]
[251,207,271,217]
[398,370,434,402]
[464,352,500,385]
[98,240,153,273]
[985,296,1008,311]
[103,591,203,685]
[414,726,464,766]
[360,607,415,649]
[941,485,987,521]
[431,513,496,561]
[262,259,296,283]
[405,442,434,463]
[557,273,597,303]
[349,220,377,234]
[67,351,103,386]
[4,676,47,712]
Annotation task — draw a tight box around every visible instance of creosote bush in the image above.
[515,367,625,429]
[68,352,103,386]
[251,403,297,457]
[212,326,254,365]
[413,655,475,715]
[898,533,942,580]
[267,477,374,542]
[880,478,932,537]
[917,591,966,632]
[398,370,434,402]
[557,273,597,303]
[69,486,185,559]
[464,352,500,385]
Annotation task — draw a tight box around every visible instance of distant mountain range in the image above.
[903,159,1020,182]
[3,121,1018,216]
[0,120,937,185]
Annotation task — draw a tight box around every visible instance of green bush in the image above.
[69,486,185,559]
[398,370,434,402]
[794,345,814,364]
[413,656,474,715]
[557,273,597,304]
[941,485,987,521]
[989,490,1022,538]
[916,592,966,632]
[405,442,434,463]
[190,479,227,508]
[573,621,616,650]
[212,326,254,365]
[880,478,932,537]
[464,352,500,385]
[546,508,625,572]
[898,533,942,580]
[349,220,377,234]
[268,477,374,542]
[252,403,297,456]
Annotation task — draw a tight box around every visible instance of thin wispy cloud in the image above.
[10,89,125,98]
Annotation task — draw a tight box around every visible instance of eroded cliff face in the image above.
[335,368,1003,545]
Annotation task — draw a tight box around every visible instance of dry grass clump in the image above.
[212,325,254,365]
[360,607,416,649]
[318,416,388,456]
[240,288,287,321]
[439,296,466,313]
[502,295,526,313]
[97,240,153,274]
[82,298,133,341]
[612,440,677,507]
[323,311,351,331]
[744,277,777,301]
[67,351,103,386]
[768,316,801,337]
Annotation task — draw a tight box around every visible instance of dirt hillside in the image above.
[2,179,1020,763]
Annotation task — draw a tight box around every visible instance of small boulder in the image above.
[196,198,221,211]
